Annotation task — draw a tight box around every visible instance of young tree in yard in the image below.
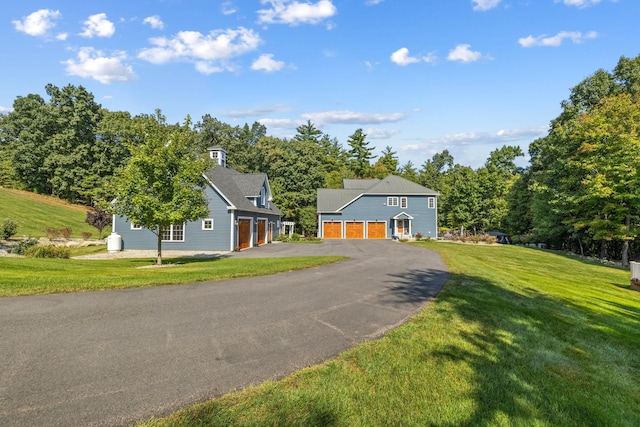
[109,111,211,265]
[85,207,112,239]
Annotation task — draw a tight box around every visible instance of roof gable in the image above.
[317,174,438,212]
[204,166,281,216]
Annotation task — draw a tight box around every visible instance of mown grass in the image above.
[0,256,346,297]
[0,188,95,238]
[141,242,640,426]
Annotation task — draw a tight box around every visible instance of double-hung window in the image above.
[387,196,399,207]
[400,197,408,208]
[161,224,185,242]
[428,197,436,209]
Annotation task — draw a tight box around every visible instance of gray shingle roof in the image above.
[204,166,282,216]
[317,175,438,212]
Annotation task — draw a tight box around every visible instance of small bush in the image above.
[9,237,39,255]
[415,232,423,241]
[1,218,18,239]
[59,227,72,238]
[81,231,93,240]
[25,244,70,259]
[46,228,61,239]
[290,233,301,242]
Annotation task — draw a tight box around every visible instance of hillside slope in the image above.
[0,188,98,238]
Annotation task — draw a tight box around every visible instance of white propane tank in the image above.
[106,232,122,253]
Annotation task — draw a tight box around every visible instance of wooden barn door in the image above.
[238,219,252,249]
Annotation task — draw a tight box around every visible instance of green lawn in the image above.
[0,255,346,297]
[0,188,95,238]
[141,242,640,426]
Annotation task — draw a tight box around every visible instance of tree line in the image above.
[1,54,639,264]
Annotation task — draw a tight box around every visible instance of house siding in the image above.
[319,194,437,239]
[115,186,234,251]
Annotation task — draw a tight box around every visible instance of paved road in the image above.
[0,240,448,426]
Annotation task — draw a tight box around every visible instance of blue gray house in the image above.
[316,175,438,239]
[113,147,282,251]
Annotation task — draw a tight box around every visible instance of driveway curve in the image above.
[0,240,448,427]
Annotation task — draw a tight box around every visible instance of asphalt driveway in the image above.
[0,240,448,426]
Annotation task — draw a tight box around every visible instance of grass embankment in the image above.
[0,255,346,297]
[0,188,95,238]
[142,242,640,426]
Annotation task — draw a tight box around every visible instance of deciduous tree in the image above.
[109,111,210,265]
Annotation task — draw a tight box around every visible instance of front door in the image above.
[395,219,410,238]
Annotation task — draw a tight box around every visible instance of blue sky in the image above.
[3,0,638,168]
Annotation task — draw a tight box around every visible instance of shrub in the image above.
[59,227,72,238]
[1,218,18,239]
[290,233,301,242]
[25,244,70,259]
[46,228,61,239]
[81,231,93,240]
[415,232,423,241]
[9,237,39,255]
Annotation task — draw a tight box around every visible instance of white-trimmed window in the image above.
[401,197,408,208]
[161,224,185,242]
[428,197,436,209]
[202,218,214,230]
[260,187,266,207]
[131,223,142,230]
[387,196,399,207]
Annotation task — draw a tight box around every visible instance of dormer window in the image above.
[260,187,266,208]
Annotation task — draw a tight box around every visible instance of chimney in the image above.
[207,146,227,167]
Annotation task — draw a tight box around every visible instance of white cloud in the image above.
[472,0,501,11]
[63,47,135,84]
[257,0,337,25]
[366,0,385,5]
[251,53,285,72]
[56,33,68,41]
[390,48,437,66]
[390,48,420,66]
[80,13,115,38]
[258,118,302,129]
[222,1,238,15]
[228,104,291,117]
[402,126,547,150]
[138,27,262,73]
[0,106,13,114]
[559,0,603,7]
[366,128,400,139]
[301,110,406,125]
[13,9,61,37]
[518,31,598,47]
[143,16,164,30]
[447,44,484,63]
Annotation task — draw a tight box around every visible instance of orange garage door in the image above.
[323,222,342,239]
[367,222,386,239]
[345,222,364,239]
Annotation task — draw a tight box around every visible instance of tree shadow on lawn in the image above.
[386,270,640,426]
[382,268,450,306]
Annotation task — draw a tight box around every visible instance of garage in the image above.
[323,222,342,239]
[367,222,387,239]
[257,219,267,245]
[238,219,252,249]
[345,221,365,239]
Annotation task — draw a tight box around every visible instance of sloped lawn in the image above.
[141,242,640,426]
